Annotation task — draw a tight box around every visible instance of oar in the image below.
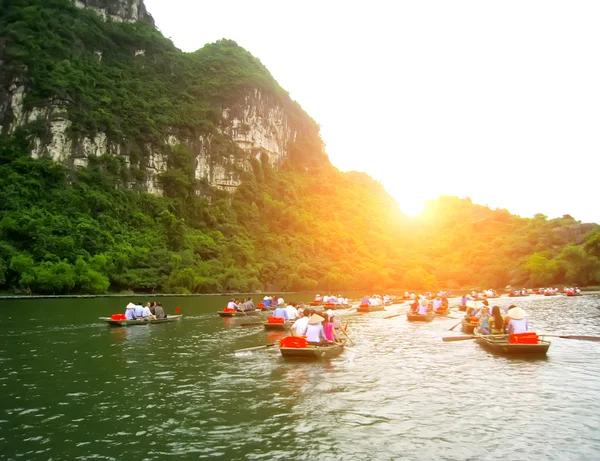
[340,325,356,346]
[234,343,276,353]
[384,313,404,319]
[448,320,463,331]
[541,335,600,342]
[442,335,476,342]
[240,322,263,327]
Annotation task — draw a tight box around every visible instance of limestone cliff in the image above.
[0,0,321,196]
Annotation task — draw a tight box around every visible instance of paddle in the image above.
[442,335,476,342]
[240,322,263,327]
[448,320,463,331]
[541,335,600,342]
[384,313,403,319]
[234,343,276,353]
[340,326,356,346]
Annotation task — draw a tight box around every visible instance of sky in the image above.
[145,0,599,223]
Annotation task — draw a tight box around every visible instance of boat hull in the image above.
[99,315,182,326]
[475,334,550,356]
[406,312,435,322]
[356,305,385,313]
[280,342,345,360]
[218,311,260,317]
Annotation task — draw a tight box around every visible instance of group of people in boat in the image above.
[409,295,449,314]
[564,287,581,295]
[124,301,167,320]
[287,307,343,345]
[224,297,257,312]
[465,300,528,335]
[537,287,560,295]
[360,294,392,306]
[312,294,349,305]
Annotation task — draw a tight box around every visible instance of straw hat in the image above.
[308,314,325,325]
[507,307,527,320]
[126,303,135,310]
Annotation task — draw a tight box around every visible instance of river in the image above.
[1,293,600,460]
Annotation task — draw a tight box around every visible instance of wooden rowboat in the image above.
[280,341,346,360]
[434,309,450,316]
[356,304,385,313]
[263,321,293,331]
[474,333,550,356]
[458,305,467,312]
[99,315,182,326]
[406,312,435,322]
[218,311,260,317]
[565,293,583,297]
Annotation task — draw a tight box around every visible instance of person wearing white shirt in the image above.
[292,309,309,336]
[285,303,298,321]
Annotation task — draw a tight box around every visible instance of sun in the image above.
[399,199,425,217]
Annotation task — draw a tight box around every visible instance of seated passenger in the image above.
[476,307,491,335]
[305,314,327,344]
[488,305,504,334]
[227,299,240,311]
[322,313,341,343]
[245,297,256,311]
[273,304,289,321]
[133,303,144,319]
[125,303,136,320]
[286,302,298,321]
[141,304,156,320]
[154,302,167,319]
[506,307,528,334]
[291,308,309,336]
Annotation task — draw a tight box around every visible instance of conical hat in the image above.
[126,302,135,310]
[507,307,527,320]
[308,314,325,325]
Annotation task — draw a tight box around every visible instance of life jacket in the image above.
[267,316,285,324]
[279,336,308,348]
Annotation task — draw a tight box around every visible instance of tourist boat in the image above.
[406,312,435,322]
[218,310,260,317]
[458,305,467,312]
[508,293,529,297]
[434,309,450,317]
[279,341,346,360]
[565,292,583,297]
[474,333,550,356]
[310,300,323,306]
[356,304,385,313]
[544,292,558,296]
[99,315,182,326]
[461,320,477,334]
[323,302,351,310]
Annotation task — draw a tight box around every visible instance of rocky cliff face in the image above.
[72,0,154,25]
[0,1,309,196]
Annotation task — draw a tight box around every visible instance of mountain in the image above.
[0,0,599,294]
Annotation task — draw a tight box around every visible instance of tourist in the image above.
[305,314,327,344]
[322,313,341,343]
[506,307,528,334]
[149,302,156,315]
[133,303,144,319]
[489,305,504,335]
[154,302,167,319]
[124,303,136,320]
[286,302,298,321]
[245,297,255,311]
[476,306,491,335]
[432,296,443,312]
[292,308,309,336]
[273,303,289,321]
[141,303,156,320]
[227,298,240,311]
[277,296,285,306]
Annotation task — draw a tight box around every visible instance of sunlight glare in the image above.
[399,199,424,217]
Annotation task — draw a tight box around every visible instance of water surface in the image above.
[1,294,600,460]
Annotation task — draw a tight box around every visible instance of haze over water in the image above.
[1,294,600,460]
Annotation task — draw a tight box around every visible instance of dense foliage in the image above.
[0,0,598,295]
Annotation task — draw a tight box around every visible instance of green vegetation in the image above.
[0,1,598,295]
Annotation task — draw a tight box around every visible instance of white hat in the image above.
[327,309,335,318]
[297,307,304,314]
[126,303,135,310]
[308,314,325,325]
[507,307,527,320]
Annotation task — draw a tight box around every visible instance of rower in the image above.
[154,302,167,319]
